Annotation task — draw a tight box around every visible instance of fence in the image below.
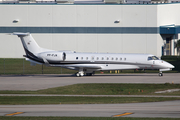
[0,58,76,75]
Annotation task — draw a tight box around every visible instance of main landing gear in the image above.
[76,71,84,77]
[75,69,94,77]
[75,72,93,77]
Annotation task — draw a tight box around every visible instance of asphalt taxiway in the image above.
[1,100,180,118]
[0,73,180,90]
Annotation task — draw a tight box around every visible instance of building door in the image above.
[165,37,171,55]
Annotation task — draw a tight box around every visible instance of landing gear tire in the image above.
[159,73,163,77]
[76,73,80,77]
[76,73,82,77]
[76,72,84,77]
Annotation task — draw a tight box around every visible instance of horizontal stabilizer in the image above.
[25,58,42,65]
[12,32,30,36]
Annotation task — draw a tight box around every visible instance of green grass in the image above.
[36,83,180,95]
[1,83,180,105]
[0,83,180,95]
[0,96,179,105]
[0,117,179,120]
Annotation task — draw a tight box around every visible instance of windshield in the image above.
[148,56,159,61]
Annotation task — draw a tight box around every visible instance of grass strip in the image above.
[0,117,179,120]
[36,83,180,95]
[0,96,180,105]
[0,83,180,95]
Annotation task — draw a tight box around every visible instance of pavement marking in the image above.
[113,112,133,117]
[5,112,24,116]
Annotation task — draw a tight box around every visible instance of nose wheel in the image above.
[159,72,163,77]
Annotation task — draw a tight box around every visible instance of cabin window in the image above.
[111,57,114,60]
[92,57,94,60]
[81,57,83,60]
[120,58,122,60]
[124,58,126,61]
[116,58,118,60]
[107,57,109,60]
[97,57,99,60]
[102,57,104,60]
[86,57,88,60]
[76,57,78,60]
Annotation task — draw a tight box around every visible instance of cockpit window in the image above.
[148,56,159,61]
[152,56,159,60]
[148,57,153,61]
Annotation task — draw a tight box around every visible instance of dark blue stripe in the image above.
[0,27,159,34]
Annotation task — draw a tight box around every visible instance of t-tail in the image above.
[13,32,53,64]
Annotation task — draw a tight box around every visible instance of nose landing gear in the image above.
[159,71,163,77]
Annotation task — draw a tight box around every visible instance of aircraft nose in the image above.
[168,63,174,69]
[165,61,174,69]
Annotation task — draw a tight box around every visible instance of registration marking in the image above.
[113,112,133,117]
[5,112,24,116]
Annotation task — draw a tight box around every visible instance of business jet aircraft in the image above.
[12,32,174,77]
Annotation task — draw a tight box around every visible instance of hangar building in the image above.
[0,0,180,58]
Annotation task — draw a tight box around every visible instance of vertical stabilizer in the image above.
[13,32,53,63]
[13,32,41,54]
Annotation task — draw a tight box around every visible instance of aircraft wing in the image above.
[25,57,102,69]
[50,64,102,69]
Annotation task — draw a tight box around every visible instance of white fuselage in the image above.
[37,51,174,72]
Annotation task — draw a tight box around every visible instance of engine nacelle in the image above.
[38,51,66,62]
